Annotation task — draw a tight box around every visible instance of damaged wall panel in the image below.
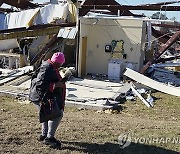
[124,68,180,97]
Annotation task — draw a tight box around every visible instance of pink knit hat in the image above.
[51,52,65,64]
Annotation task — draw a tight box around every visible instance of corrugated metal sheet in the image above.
[57,27,77,39]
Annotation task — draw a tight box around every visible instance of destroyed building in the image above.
[0,0,179,109]
[0,0,77,70]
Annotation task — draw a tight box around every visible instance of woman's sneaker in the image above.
[44,137,61,148]
[39,135,46,141]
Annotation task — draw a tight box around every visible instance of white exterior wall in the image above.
[78,17,146,77]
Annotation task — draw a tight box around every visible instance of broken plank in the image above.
[124,68,180,97]
[131,85,152,108]
[65,100,113,111]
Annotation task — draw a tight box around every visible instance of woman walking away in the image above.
[29,52,67,149]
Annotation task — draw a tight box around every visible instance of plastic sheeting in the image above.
[33,4,68,25]
[5,8,40,29]
[0,3,69,30]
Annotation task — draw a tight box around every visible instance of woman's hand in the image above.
[61,76,69,83]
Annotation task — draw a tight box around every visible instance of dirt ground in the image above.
[0,92,180,154]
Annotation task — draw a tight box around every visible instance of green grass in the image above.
[0,92,180,154]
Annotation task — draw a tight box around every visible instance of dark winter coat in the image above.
[29,59,66,111]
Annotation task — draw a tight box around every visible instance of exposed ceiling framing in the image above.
[80,5,180,11]
[0,7,15,12]
[79,0,142,17]
[1,0,38,9]
[0,22,76,40]
[79,0,180,17]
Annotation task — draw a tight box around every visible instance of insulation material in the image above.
[33,4,68,25]
[68,2,77,22]
[0,39,19,51]
[1,4,69,30]
[5,8,40,29]
[26,8,40,28]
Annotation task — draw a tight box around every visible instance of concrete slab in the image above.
[65,100,113,110]
[0,76,124,110]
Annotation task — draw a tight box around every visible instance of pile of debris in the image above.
[0,0,179,111]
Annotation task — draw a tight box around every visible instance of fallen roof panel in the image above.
[124,68,180,97]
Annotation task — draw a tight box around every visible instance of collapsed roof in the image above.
[0,0,179,55]
[79,0,180,16]
[0,0,39,9]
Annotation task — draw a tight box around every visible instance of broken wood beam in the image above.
[0,22,76,33]
[151,23,180,29]
[156,31,180,57]
[0,7,16,13]
[81,5,180,11]
[140,31,180,74]
[131,84,152,108]
[30,34,60,65]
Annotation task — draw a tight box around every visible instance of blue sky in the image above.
[2,0,180,21]
[117,0,180,21]
[34,0,180,21]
